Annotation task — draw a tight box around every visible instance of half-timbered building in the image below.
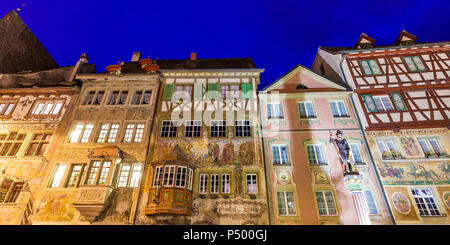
[312,31,450,224]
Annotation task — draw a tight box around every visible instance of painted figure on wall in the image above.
[400,136,420,157]
[329,130,358,176]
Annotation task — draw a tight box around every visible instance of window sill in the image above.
[333,116,351,118]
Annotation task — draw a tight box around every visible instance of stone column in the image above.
[343,174,371,225]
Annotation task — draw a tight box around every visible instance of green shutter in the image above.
[390,93,407,111]
[207,83,220,99]
[241,83,253,99]
[162,84,174,100]
[193,83,204,100]
[362,95,377,112]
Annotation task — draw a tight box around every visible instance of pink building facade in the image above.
[259,65,393,224]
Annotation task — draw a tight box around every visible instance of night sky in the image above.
[1,0,449,89]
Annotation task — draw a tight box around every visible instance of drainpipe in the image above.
[132,73,163,225]
[339,53,396,225]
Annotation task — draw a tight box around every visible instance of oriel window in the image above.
[86,160,112,185]
[175,166,187,188]
[107,90,129,105]
[162,165,175,187]
[83,90,105,105]
[0,181,24,203]
[0,132,27,157]
[131,90,152,105]
[25,133,52,156]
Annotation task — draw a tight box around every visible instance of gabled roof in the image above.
[261,64,349,93]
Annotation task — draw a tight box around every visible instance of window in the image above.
[372,96,394,111]
[246,174,258,194]
[220,85,229,99]
[277,191,296,215]
[0,101,16,116]
[360,59,382,75]
[306,144,327,165]
[298,102,316,118]
[117,163,142,187]
[0,132,27,157]
[221,174,230,193]
[65,164,85,188]
[329,101,348,117]
[199,174,208,194]
[25,133,52,156]
[49,163,67,188]
[69,122,94,143]
[86,160,111,185]
[418,138,443,156]
[229,85,240,99]
[160,120,178,138]
[185,120,201,138]
[122,123,145,143]
[31,101,63,115]
[377,139,397,156]
[272,145,289,165]
[153,166,163,187]
[175,166,187,188]
[96,123,120,143]
[315,191,337,215]
[83,90,105,105]
[210,174,219,193]
[403,56,427,72]
[349,143,363,163]
[107,90,128,105]
[364,190,379,215]
[235,120,251,137]
[131,90,152,105]
[411,188,441,216]
[267,103,283,119]
[162,165,175,187]
[173,85,193,101]
[188,169,194,190]
[210,120,226,137]
[0,180,24,203]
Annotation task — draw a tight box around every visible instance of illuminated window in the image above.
[235,120,251,137]
[153,166,163,187]
[272,145,289,165]
[372,96,394,111]
[0,180,24,203]
[267,103,283,119]
[411,188,441,216]
[65,164,85,188]
[360,59,382,75]
[221,174,230,193]
[185,120,201,138]
[0,132,27,157]
[123,123,145,143]
[403,56,427,72]
[246,174,258,194]
[0,101,16,116]
[329,101,348,117]
[96,123,120,143]
[210,120,226,138]
[131,90,152,105]
[86,160,112,185]
[306,144,327,165]
[315,190,337,215]
[160,120,178,138]
[107,90,128,105]
[277,191,296,215]
[298,101,316,118]
[31,101,63,115]
[162,165,175,187]
[49,163,67,188]
[175,166,187,188]
[25,133,52,156]
[69,122,94,143]
[83,90,105,105]
[117,163,142,187]
[210,174,219,193]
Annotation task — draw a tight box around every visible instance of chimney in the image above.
[131,52,141,62]
[190,52,197,61]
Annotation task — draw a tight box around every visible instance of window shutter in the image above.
[241,83,253,99]
[162,84,175,100]
[193,83,204,100]
[390,93,407,111]
[362,95,377,112]
[207,84,220,99]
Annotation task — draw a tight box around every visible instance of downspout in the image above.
[132,73,163,225]
[339,53,396,225]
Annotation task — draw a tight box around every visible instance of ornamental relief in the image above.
[0,123,58,130]
[57,148,91,159]
[126,107,151,120]
[75,108,126,121]
[77,189,106,202]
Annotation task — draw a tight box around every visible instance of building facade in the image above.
[313,31,450,224]
[133,54,269,225]
[259,65,392,224]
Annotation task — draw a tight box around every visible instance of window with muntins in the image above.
[122,123,145,143]
[364,190,379,215]
[267,103,283,119]
[25,133,52,156]
[403,56,427,72]
[0,132,27,157]
[372,96,394,111]
[298,102,316,118]
[160,120,178,138]
[162,165,175,187]
[221,174,230,193]
[175,166,187,188]
[69,122,94,143]
[411,188,441,216]
[83,90,105,105]
[349,143,363,163]
[49,163,67,188]
[0,180,24,203]
[117,163,142,187]
[185,120,201,138]
[107,90,128,105]
[31,101,63,115]
[272,145,289,165]
[131,90,152,105]
[246,174,258,194]
[65,164,85,188]
[277,191,296,215]
[329,101,348,117]
[86,160,112,185]
[306,144,327,165]
[0,101,16,116]
[210,120,226,137]
[418,138,443,156]
[235,120,251,137]
[315,191,337,215]
[360,59,382,75]
[96,123,120,143]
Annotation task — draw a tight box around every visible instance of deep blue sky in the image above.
[2,0,449,88]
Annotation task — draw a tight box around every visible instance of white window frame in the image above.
[175,166,187,188]
[160,120,178,138]
[83,90,105,105]
[349,143,363,163]
[298,101,316,118]
[153,166,163,187]
[363,190,379,215]
[221,174,230,193]
[246,174,258,194]
[329,100,349,118]
[372,95,394,111]
[306,144,327,165]
[267,102,283,119]
[272,144,290,165]
[210,120,226,138]
[107,90,129,105]
[162,165,175,187]
[49,163,67,188]
[411,188,441,217]
[199,174,208,194]
[315,190,338,216]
